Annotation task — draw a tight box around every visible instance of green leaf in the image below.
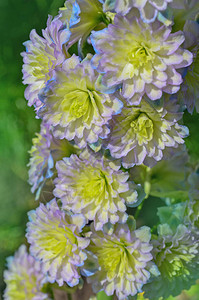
[97,291,113,300]
[157,203,186,231]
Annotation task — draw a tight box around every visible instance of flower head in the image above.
[28,121,76,198]
[40,55,122,148]
[107,97,188,168]
[26,199,90,287]
[88,221,154,299]
[115,0,173,23]
[54,149,139,230]
[144,224,199,299]
[91,15,193,103]
[4,245,48,300]
[22,16,70,111]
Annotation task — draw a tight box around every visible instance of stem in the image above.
[97,291,113,300]
[135,198,145,219]
[67,293,72,300]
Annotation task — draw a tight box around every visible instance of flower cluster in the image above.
[4,0,199,299]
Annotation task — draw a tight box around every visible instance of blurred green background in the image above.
[0,0,199,299]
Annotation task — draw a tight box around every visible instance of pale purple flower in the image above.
[26,199,90,287]
[91,14,193,104]
[88,221,155,299]
[22,16,70,111]
[54,149,139,231]
[107,97,189,168]
[40,55,122,148]
[4,245,48,300]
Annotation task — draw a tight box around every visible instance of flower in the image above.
[91,14,193,103]
[21,16,70,111]
[28,121,76,198]
[115,0,173,23]
[26,199,90,287]
[3,245,48,300]
[88,221,154,299]
[40,55,122,148]
[107,97,189,168]
[144,224,199,299]
[54,149,139,231]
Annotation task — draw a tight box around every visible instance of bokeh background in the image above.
[0,0,198,299]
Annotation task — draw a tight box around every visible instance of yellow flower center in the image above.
[97,239,134,280]
[6,271,38,299]
[158,247,195,279]
[38,221,76,258]
[130,113,153,145]
[129,43,154,68]
[75,167,108,202]
[69,97,89,118]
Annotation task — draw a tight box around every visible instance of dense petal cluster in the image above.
[115,0,173,23]
[26,199,90,287]
[107,98,188,167]
[4,245,48,300]
[28,121,75,197]
[16,0,199,298]
[91,14,193,103]
[40,55,122,148]
[54,150,139,230]
[88,223,154,299]
[144,224,199,299]
[21,16,70,110]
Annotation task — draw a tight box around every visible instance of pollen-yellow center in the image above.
[38,221,76,258]
[5,271,38,299]
[97,239,133,280]
[69,96,89,118]
[130,113,153,145]
[75,167,108,202]
[129,43,154,67]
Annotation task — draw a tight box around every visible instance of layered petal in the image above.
[54,149,139,230]
[26,199,89,287]
[107,97,188,168]
[91,15,193,103]
[40,55,123,148]
[21,16,70,111]
[88,221,154,299]
[4,245,48,300]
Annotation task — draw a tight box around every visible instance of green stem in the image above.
[67,293,72,300]
[97,291,113,300]
[135,198,145,220]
